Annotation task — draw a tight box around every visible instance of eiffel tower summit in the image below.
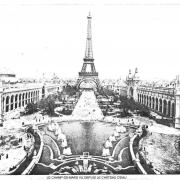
[76,13,100,91]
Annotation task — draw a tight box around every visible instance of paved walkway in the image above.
[0,111,46,174]
[104,115,180,135]
[0,132,34,174]
[133,115,180,135]
[71,90,104,120]
[1,91,180,175]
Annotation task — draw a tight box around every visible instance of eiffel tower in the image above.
[76,13,100,90]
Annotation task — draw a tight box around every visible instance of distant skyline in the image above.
[0,0,180,81]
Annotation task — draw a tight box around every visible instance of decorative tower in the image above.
[126,68,140,101]
[76,13,100,90]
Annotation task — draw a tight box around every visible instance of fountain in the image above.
[61,138,67,148]
[105,139,112,148]
[109,135,116,142]
[102,146,110,156]
[63,146,72,155]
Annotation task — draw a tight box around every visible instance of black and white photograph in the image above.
[0,0,180,179]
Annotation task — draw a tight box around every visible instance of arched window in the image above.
[168,101,171,117]
[163,100,167,115]
[28,92,31,103]
[31,92,33,102]
[25,92,28,104]
[159,99,162,113]
[156,98,158,110]
[144,95,146,105]
[22,93,25,106]
[149,96,151,108]
[15,94,18,108]
[152,97,154,109]
[146,96,149,106]
[172,103,175,117]
[19,94,22,107]
[10,95,14,110]
[6,96,10,112]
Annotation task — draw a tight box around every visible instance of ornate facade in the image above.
[125,69,180,128]
[0,82,62,119]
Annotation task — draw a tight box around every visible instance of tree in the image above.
[25,102,38,115]
[119,95,151,118]
[62,85,77,96]
[38,95,56,116]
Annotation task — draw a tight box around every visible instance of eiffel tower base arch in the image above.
[76,77,100,91]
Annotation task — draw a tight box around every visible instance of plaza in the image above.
[1,87,180,175]
[0,10,180,176]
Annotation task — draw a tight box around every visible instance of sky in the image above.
[0,0,180,81]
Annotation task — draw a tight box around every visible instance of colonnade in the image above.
[137,93,175,118]
[2,90,40,113]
